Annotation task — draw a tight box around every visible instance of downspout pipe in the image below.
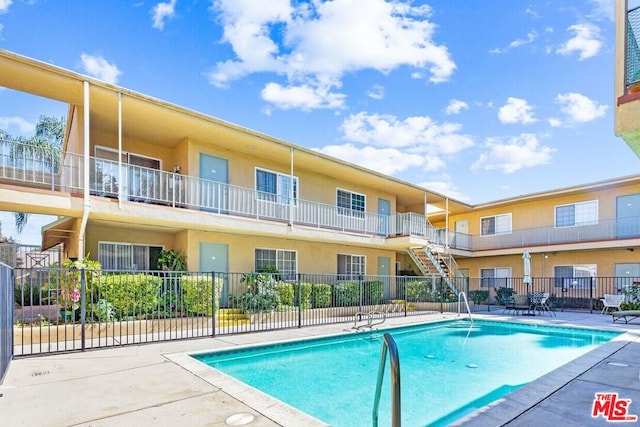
[78,81,91,260]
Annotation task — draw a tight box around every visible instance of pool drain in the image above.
[225,412,255,426]
[466,364,479,368]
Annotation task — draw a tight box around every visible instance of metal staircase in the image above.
[407,246,462,296]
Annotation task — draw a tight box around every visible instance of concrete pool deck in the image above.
[1,310,639,426]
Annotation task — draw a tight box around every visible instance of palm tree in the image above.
[7,115,65,234]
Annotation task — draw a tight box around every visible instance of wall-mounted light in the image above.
[628,248,635,252]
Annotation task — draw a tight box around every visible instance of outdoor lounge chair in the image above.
[503,294,530,315]
[600,294,625,315]
[611,310,640,324]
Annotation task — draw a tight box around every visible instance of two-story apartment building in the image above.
[1,49,639,298]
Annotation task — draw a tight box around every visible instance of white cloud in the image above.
[498,97,537,124]
[445,99,468,115]
[207,0,456,110]
[548,117,562,127]
[0,116,35,136]
[80,53,122,84]
[416,180,467,201]
[151,0,177,30]
[490,30,538,54]
[340,112,474,155]
[367,84,385,100]
[471,134,555,174]
[556,23,603,60]
[0,0,12,14]
[261,82,346,110]
[589,0,615,22]
[316,144,437,175]
[555,92,607,123]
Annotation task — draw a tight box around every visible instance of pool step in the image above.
[217,308,250,326]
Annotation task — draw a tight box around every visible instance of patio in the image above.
[1,311,639,426]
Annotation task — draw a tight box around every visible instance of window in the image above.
[480,214,511,236]
[337,254,365,280]
[555,200,598,227]
[337,189,365,218]
[93,146,161,198]
[98,242,162,270]
[256,168,298,204]
[553,265,597,288]
[255,248,297,280]
[480,268,511,288]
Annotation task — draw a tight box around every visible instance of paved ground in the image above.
[1,310,639,426]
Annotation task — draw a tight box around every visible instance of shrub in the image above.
[468,290,489,305]
[405,280,431,302]
[182,275,223,316]
[494,287,515,305]
[363,281,384,305]
[295,282,312,309]
[95,273,162,319]
[275,282,294,306]
[311,283,331,308]
[234,273,280,313]
[92,299,116,322]
[333,282,360,306]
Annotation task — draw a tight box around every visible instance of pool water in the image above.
[193,320,619,426]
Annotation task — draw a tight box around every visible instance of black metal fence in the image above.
[468,276,640,313]
[11,267,640,357]
[12,269,466,356]
[1,262,13,383]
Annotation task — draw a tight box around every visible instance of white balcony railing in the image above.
[0,138,437,239]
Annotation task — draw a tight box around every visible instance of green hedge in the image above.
[96,273,162,319]
[311,283,331,308]
[295,282,312,309]
[363,280,384,305]
[182,275,223,316]
[405,280,431,302]
[275,282,294,306]
[333,282,360,306]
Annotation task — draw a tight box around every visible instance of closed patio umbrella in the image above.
[522,250,532,285]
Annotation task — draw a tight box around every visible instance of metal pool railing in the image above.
[373,333,401,427]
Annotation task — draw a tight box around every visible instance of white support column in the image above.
[118,92,123,208]
[289,146,294,228]
[79,81,91,260]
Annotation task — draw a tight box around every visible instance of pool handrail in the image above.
[352,311,386,330]
[373,333,401,427]
[457,291,473,324]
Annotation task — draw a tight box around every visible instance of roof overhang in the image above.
[42,216,76,251]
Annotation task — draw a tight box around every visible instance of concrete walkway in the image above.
[1,310,639,426]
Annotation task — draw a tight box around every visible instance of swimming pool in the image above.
[192,320,620,426]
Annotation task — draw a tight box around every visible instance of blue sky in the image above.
[0,0,639,244]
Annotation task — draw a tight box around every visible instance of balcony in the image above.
[615,2,640,156]
[0,138,435,240]
[443,217,640,252]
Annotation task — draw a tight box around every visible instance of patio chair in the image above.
[600,294,625,315]
[532,292,555,317]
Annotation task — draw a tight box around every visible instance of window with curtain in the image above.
[98,242,162,270]
[553,264,597,288]
[254,248,297,280]
[555,200,598,227]
[256,168,298,204]
[480,213,511,236]
[337,254,365,280]
[337,189,365,218]
[480,268,511,288]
